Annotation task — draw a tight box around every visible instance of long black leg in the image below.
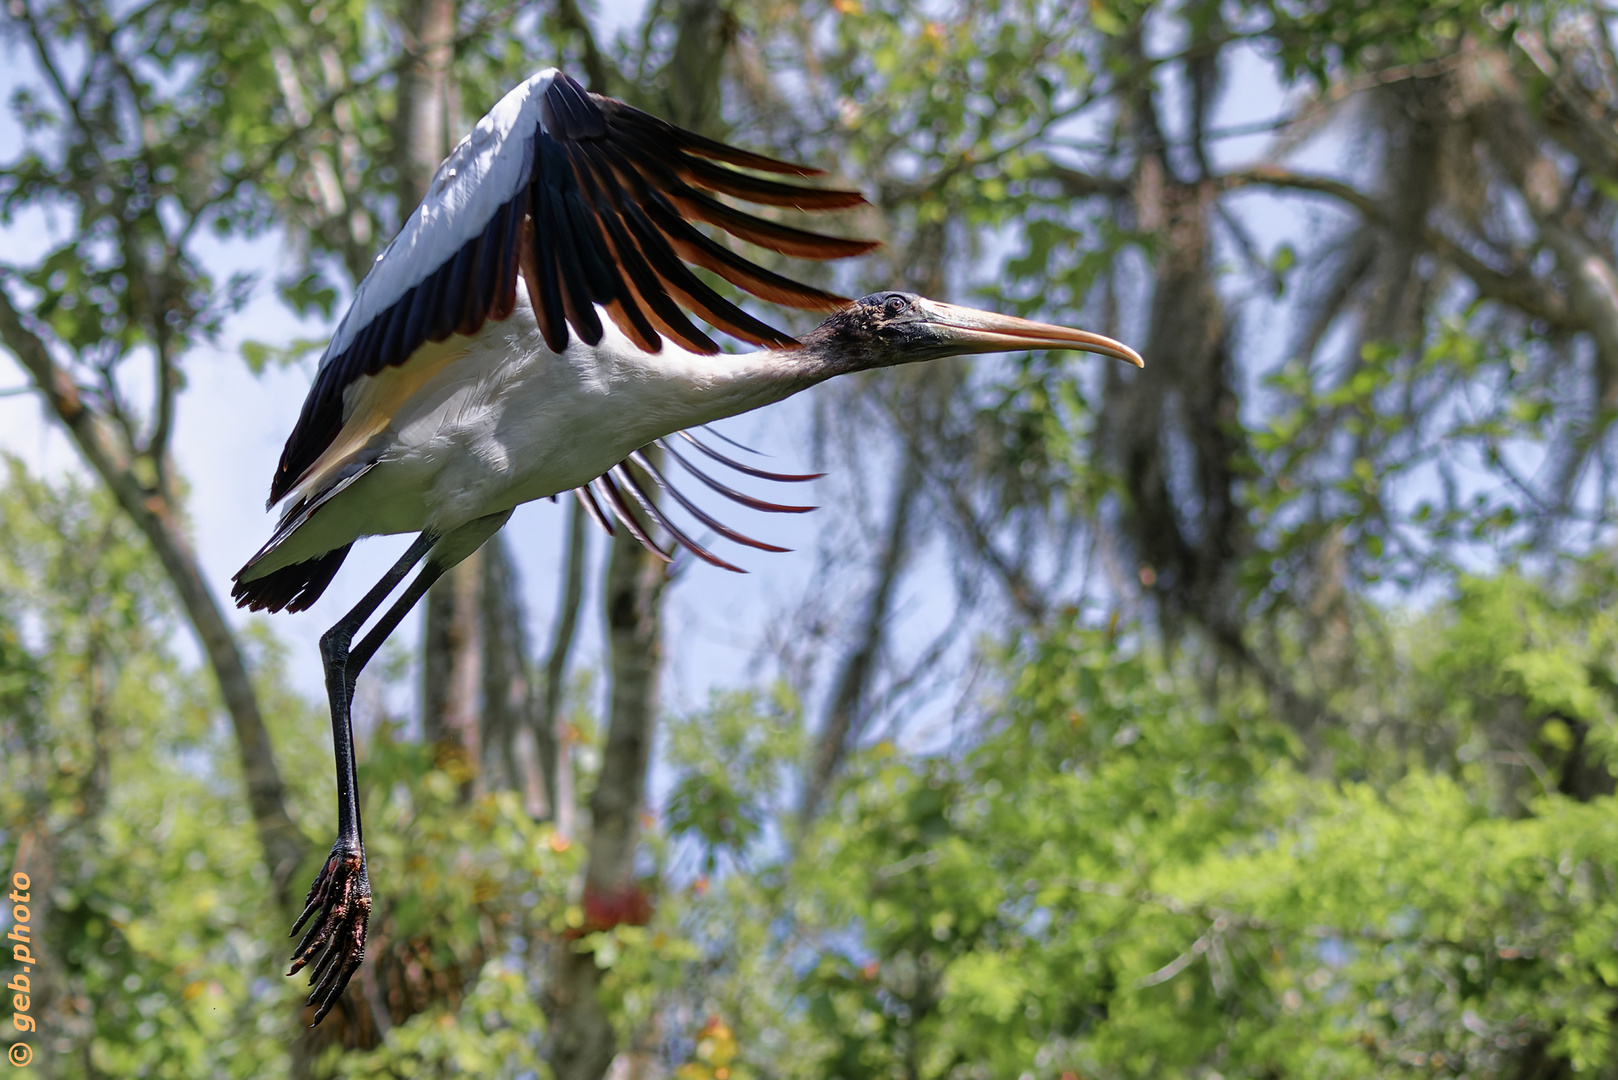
[287,532,434,1024]
[289,512,512,1024]
[348,557,450,675]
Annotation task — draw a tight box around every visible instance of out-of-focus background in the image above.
[5,0,1618,1076]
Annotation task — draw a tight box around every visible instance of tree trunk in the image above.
[538,499,589,831]
[479,537,534,796]
[660,0,734,131]
[393,0,456,211]
[1094,47,1249,653]
[422,554,483,796]
[549,524,668,1080]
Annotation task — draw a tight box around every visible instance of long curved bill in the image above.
[922,300,1145,367]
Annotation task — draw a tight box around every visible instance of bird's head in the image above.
[801,292,1144,373]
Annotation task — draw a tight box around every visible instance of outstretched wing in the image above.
[270,68,874,507]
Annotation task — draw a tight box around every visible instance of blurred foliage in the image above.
[652,589,1618,1079]
[664,688,802,875]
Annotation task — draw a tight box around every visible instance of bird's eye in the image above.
[883,295,910,317]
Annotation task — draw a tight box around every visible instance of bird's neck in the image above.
[622,335,861,429]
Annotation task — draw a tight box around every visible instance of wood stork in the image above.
[231,68,1143,1023]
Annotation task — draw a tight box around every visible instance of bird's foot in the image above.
[287,840,371,1025]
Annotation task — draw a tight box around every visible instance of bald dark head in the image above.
[798,292,1144,375]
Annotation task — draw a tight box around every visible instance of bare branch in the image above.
[1043,163,1129,199]
[1424,231,1569,325]
[800,441,922,823]
[1219,165,1385,222]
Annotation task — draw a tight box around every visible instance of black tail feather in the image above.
[232,544,353,614]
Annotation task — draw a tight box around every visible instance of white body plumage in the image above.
[244,293,805,580]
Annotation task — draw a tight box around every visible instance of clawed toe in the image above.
[288,843,371,1025]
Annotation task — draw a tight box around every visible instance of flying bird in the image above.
[232,68,1142,1023]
